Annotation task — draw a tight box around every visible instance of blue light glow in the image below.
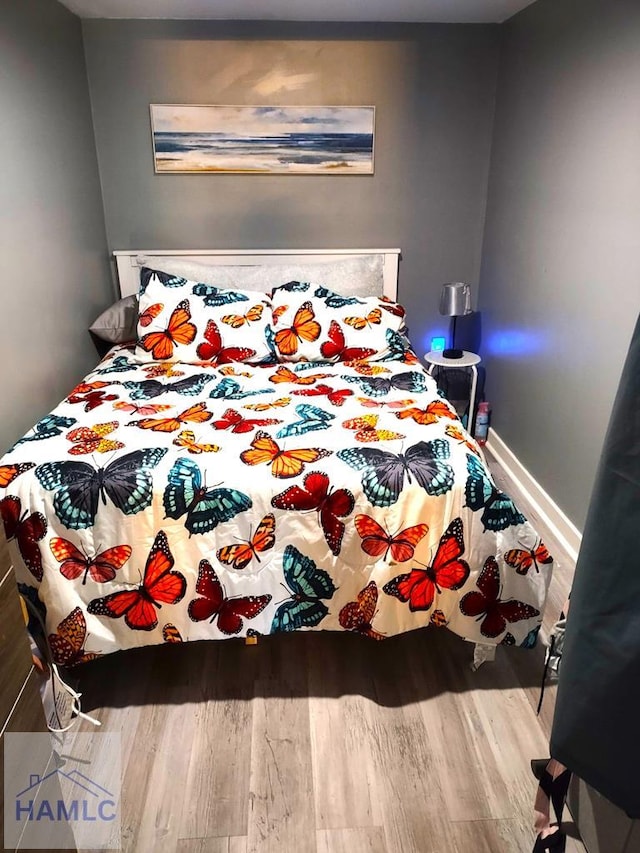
[486,328,546,357]
[431,336,446,352]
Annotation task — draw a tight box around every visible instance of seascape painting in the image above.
[150,105,375,174]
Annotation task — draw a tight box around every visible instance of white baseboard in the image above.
[486,428,582,563]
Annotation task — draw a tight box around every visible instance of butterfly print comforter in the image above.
[0,346,553,664]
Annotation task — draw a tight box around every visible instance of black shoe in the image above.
[533,827,566,852]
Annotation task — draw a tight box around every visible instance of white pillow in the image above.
[136,254,384,298]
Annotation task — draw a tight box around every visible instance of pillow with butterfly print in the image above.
[133,267,274,365]
[269,281,410,363]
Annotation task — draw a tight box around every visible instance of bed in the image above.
[0,249,553,667]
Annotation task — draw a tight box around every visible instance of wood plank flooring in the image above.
[48,450,586,853]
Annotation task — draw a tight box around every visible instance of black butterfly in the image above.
[464,453,526,531]
[140,267,187,294]
[276,281,310,293]
[34,448,167,530]
[13,415,77,447]
[342,371,428,397]
[123,375,215,400]
[337,439,454,507]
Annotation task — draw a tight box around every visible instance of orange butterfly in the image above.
[139,299,196,360]
[142,362,185,378]
[50,537,132,584]
[240,431,331,479]
[66,422,124,455]
[129,402,212,433]
[173,430,220,454]
[430,609,448,627]
[138,302,164,327]
[272,304,288,324]
[274,302,321,356]
[342,414,404,442]
[354,514,429,562]
[269,366,331,385]
[221,303,265,328]
[338,582,385,640]
[162,623,183,643]
[113,401,172,416]
[445,424,480,455]
[216,513,276,570]
[344,362,390,376]
[244,397,291,411]
[344,308,382,330]
[504,541,553,576]
[396,401,457,425]
[219,365,253,378]
[0,463,34,488]
[48,607,100,667]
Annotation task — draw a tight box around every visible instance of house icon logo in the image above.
[15,768,117,822]
[4,731,121,850]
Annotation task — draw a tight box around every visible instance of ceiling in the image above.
[59,0,537,24]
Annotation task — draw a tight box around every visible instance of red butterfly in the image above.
[68,381,119,411]
[338,582,385,640]
[383,517,470,611]
[50,537,132,585]
[320,320,377,362]
[188,559,271,633]
[459,556,540,638]
[113,401,172,416]
[48,607,100,667]
[292,384,353,407]
[212,408,282,434]
[0,495,46,581]
[271,471,354,556]
[196,319,256,363]
[378,297,406,318]
[504,541,553,575]
[354,514,428,563]
[87,530,186,631]
[0,463,34,488]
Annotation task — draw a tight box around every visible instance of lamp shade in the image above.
[440,282,472,317]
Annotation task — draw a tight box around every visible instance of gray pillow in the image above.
[89,295,138,343]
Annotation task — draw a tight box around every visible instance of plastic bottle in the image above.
[474,401,490,447]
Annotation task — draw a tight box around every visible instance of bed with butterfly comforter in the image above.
[0,269,553,666]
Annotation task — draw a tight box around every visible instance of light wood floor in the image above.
[45,451,586,852]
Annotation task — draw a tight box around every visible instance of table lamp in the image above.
[439,282,472,359]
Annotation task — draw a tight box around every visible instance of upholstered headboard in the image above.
[113,248,401,301]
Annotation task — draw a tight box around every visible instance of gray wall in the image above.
[479,0,640,529]
[81,20,500,359]
[0,0,112,453]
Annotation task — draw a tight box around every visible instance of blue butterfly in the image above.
[162,457,252,535]
[192,283,249,307]
[209,378,274,400]
[35,448,167,530]
[276,281,310,293]
[337,439,454,507]
[276,404,335,439]
[123,374,214,400]
[140,267,187,294]
[464,453,527,531]
[313,286,364,307]
[95,356,137,375]
[293,361,329,372]
[13,415,77,447]
[271,545,336,632]
[378,328,412,361]
[342,371,428,398]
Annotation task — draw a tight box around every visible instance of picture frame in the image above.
[150,104,375,175]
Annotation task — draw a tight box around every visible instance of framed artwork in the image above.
[150,105,375,175]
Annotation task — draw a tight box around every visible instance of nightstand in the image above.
[424,350,481,431]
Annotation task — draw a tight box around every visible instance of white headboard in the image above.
[113,248,401,301]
